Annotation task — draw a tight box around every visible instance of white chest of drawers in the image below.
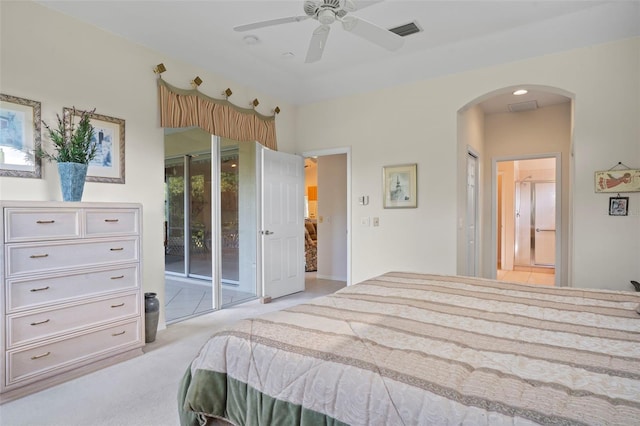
[0,201,144,402]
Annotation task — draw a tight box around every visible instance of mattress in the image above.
[179,272,640,425]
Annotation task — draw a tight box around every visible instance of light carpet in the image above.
[0,276,345,426]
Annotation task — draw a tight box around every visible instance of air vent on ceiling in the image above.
[389,21,422,37]
[508,100,538,113]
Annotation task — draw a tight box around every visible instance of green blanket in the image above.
[179,367,347,426]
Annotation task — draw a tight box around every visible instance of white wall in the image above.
[0,1,296,328]
[2,2,638,295]
[296,38,640,290]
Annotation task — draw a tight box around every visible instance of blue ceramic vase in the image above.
[58,162,88,202]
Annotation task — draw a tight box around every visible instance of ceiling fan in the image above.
[234,0,404,63]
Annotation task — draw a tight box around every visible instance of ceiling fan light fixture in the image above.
[318,9,335,25]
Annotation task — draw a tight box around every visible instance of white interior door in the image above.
[261,148,305,299]
[533,182,556,266]
[466,152,478,276]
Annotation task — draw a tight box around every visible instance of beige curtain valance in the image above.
[157,79,277,150]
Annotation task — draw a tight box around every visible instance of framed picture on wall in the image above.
[0,93,42,178]
[383,163,417,208]
[595,169,640,193]
[609,196,629,216]
[65,107,125,184]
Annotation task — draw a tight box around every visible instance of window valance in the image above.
[157,79,277,150]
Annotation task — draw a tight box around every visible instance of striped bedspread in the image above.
[179,272,640,426]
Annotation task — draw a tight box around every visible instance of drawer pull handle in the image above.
[110,247,124,251]
[111,303,125,308]
[36,220,55,224]
[110,275,125,280]
[30,254,49,259]
[30,286,50,292]
[31,351,51,360]
[112,331,126,336]
[30,319,50,326]
[104,219,120,223]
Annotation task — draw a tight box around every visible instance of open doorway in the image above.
[458,85,572,286]
[303,148,351,289]
[496,157,558,286]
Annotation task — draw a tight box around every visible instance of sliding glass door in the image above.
[219,140,257,307]
[165,158,186,275]
[165,153,212,279]
[164,135,258,323]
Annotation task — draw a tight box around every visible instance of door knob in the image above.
[261,230,274,235]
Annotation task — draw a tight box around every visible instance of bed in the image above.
[178,272,640,425]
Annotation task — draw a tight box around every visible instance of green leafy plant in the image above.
[37,107,97,164]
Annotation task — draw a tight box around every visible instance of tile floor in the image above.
[497,268,556,285]
[164,272,346,324]
[164,276,255,324]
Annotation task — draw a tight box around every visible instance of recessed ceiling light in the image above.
[513,89,528,96]
[243,35,260,45]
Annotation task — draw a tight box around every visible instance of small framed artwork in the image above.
[0,93,42,178]
[65,107,125,184]
[383,163,417,209]
[609,196,629,216]
[595,169,640,193]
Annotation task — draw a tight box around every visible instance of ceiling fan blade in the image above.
[341,15,403,51]
[234,15,309,32]
[305,25,331,63]
[341,0,385,13]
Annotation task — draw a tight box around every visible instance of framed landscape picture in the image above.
[65,107,125,184]
[0,94,41,178]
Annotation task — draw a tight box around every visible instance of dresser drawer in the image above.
[4,208,80,243]
[85,209,139,237]
[7,293,140,348]
[6,319,142,386]
[6,265,139,313]
[6,238,139,277]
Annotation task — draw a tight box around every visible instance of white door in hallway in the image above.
[534,182,556,266]
[261,148,305,299]
[466,152,478,276]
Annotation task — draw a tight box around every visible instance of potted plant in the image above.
[37,107,97,201]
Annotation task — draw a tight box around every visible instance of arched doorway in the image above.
[457,85,574,286]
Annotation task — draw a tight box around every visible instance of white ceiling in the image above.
[36,1,640,110]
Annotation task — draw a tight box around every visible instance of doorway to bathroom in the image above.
[496,157,558,286]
